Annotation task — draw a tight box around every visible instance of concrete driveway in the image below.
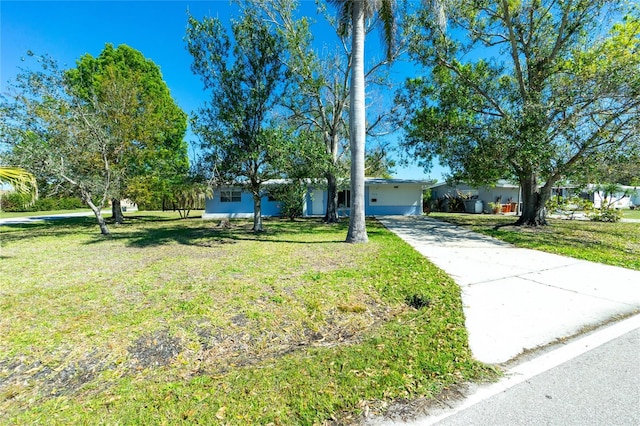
[377,216,640,364]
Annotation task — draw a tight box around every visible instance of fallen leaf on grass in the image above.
[216,405,227,420]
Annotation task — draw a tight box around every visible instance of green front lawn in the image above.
[430,213,640,271]
[0,213,494,424]
[623,208,640,220]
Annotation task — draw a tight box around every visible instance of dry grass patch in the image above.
[0,213,494,424]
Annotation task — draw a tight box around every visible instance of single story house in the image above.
[587,184,639,209]
[202,178,428,219]
[429,180,522,213]
[429,180,640,213]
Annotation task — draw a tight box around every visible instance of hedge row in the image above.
[0,192,84,212]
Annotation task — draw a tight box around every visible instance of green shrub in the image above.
[589,207,623,222]
[0,191,37,211]
[0,192,84,212]
[268,182,306,220]
[546,195,594,219]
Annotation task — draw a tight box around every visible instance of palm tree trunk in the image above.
[346,0,368,243]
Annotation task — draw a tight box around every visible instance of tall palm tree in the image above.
[330,0,397,243]
[0,166,38,206]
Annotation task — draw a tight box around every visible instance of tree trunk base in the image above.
[112,198,125,225]
[514,216,548,227]
[323,215,340,224]
[345,235,369,243]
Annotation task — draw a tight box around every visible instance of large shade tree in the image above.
[186,8,292,232]
[65,44,189,223]
[1,49,187,234]
[1,55,120,234]
[249,0,345,223]
[399,0,640,225]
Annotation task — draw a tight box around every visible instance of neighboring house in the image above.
[633,191,640,208]
[202,178,428,219]
[587,184,639,209]
[430,180,640,213]
[429,180,522,213]
[119,199,139,212]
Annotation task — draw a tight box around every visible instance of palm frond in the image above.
[0,166,39,204]
[326,0,353,37]
[378,0,397,60]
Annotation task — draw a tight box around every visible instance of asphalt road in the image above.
[434,327,640,426]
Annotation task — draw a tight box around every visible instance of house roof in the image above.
[219,178,431,188]
[430,181,639,192]
[365,178,431,185]
[429,179,519,189]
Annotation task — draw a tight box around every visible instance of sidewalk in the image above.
[377,216,640,364]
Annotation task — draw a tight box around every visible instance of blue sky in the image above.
[1,0,448,181]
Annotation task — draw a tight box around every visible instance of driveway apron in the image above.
[376,216,640,364]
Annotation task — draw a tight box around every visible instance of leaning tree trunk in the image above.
[516,174,552,226]
[324,172,339,223]
[83,192,110,235]
[111,198,124,224]
[252,191,264,232]
[346,0,368,243]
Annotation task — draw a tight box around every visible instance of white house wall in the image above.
[431,183,520,212]
[593,191,634,209]
[366,184,423,215]
[368,185,419,206]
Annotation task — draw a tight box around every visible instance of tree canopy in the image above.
[399,0,640,225]
[65,44,189,222]
[1,46,187,234]
[186,7,293,232]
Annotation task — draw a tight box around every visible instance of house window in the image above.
[338,190,351,208]
[220,190,242,202]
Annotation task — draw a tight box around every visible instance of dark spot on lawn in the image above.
[195,325,223,350]
[129,330,182,368]
[230,313,249,327]
[195,239,237,247]
[406,294,431,310]
[46,353,110,397]
[0,351,112,399]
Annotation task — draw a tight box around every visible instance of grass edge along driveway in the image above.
[0,214,496,425]
[430,212,640,271]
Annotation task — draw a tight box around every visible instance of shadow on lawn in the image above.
[2,214,381,248]
[0,214,176,245]
[0,216,99,244]
[84,217,352,248]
